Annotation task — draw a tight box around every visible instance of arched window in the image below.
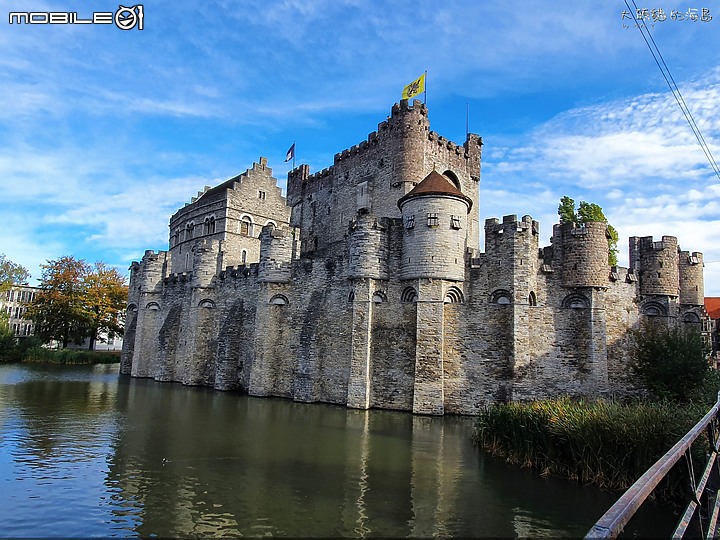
[269,294,289,306]
[528,291,538,306]
[401,286,417,303]
[490,289,512,305]
[562,293,589,309]
[443,170,461,190]
[265,220,277,229]
[348,290,355,302]
[240,216,253,236]
[186,221,195,240]
[205,216,216,235]
[642,302,667,317]
[683,312,701,323]
[372,291,387,303]
[241,250,247,265]
[199,299,215,309]
[444,286,463,304]
[127,304,138,314]
[146,302,160,311]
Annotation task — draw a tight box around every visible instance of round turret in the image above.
[679,251,704,305]
[398,170,471,281]
[560,222,611,288]
[635,236,679,297]
[258,225,293,283]
[348,214,389,280]
[192,240,219,288]
[392,99,430,197]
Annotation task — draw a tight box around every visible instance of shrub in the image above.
[630,323,711,403]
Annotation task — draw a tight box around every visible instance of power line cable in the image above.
[624,0,720,180]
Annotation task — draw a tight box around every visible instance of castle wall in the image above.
[123,101,708,416]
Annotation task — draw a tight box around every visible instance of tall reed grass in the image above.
[21,347,121,365]
[473,397,708,498]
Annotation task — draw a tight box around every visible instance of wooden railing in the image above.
[586,393,720,539]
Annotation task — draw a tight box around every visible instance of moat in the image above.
[0,363,676,537]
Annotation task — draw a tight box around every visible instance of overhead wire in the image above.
[624,0,720,181]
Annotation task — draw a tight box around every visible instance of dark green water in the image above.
[0,363,677,537]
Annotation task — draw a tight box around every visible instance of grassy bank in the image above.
[21,347,121,365]
[472,397,709,498]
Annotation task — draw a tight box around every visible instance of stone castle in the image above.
[121,100,708,415]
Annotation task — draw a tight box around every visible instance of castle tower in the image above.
[556,222,611,288]
[191,240,220,288]
[679,250,704,306]
[391,99,429,199]
[347,214,389,280]
[397,170,472,414]
[257,224,295,284]
[124,250,170,378]
[398,170,472,282]
[630,236,680,297]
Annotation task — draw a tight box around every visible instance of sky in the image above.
[2,1,720,295]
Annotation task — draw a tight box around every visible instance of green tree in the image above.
[26,257,128,350]
[557,197,619,267]
[0,254,30,293]
[558,196,577,224]
[81,262,128,350]
[26,257,90,349]
[630,322,711,403]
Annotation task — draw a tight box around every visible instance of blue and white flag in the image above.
[284,143,295,162]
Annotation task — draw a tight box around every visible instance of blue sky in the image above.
[2,1,720,295]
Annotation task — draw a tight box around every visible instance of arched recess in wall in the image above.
[372,291,387,303]
[240,214,253,236]
[444,286,464,304]
[401,286,417,303]
[443,170,461,190]
[490,289,512,305]
[146,302,160,311]
[562,293,589,309]
[199,299,215,309]
[265,220,277,229]
[348,290,355,302]
[528,291,537,306]
[641,301,667,317]
[269,294,289,306]
[682,312,701,323]
[127,303,138,313]
[241,250,247,265]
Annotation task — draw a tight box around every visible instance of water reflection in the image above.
[0,364,677,538]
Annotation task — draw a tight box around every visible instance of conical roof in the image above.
[397,170,473,210]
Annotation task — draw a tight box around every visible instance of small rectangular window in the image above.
[450,215,461,229]
[258,190,266,200]
[427,213,439,227]
[405,215,415,229]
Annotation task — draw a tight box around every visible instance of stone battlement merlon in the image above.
[484,214,537,235]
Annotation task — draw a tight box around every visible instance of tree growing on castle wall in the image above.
[558,196,619,266]
[26,257,128,349]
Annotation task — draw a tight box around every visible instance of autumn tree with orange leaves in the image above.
[26,256,128,349]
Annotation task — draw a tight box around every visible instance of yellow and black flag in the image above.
[402,72,426,100]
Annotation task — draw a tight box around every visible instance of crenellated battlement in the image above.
[630,235,681,297]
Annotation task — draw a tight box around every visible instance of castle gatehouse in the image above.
[121,100,708,415]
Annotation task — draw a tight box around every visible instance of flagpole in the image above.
[293,141,296,169]
[466,102,469,137]
[424,70,427,105]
